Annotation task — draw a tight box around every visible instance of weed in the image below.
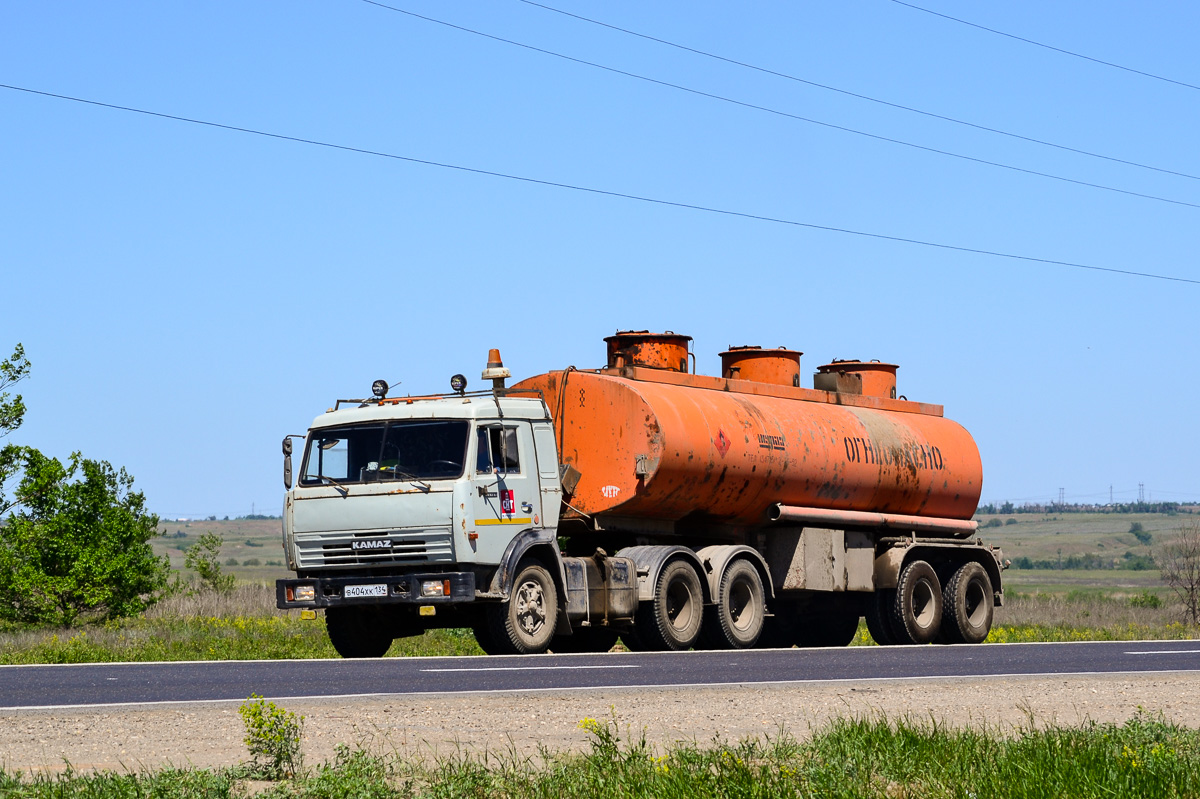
[1129,590,1164,609]
[239,693,304,779]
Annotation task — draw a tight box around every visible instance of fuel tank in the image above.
[513,336,982,530]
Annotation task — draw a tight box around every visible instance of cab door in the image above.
[469,421,541,563]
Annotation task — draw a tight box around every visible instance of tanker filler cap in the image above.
[482,348,511,390]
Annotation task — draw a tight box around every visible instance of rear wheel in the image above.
[865,589,900,645]
[940,562,994,644]
[702,559,766,649]
[551,626,621,653]
[482,559,558,654]
[890,560,942,645]
[325,606,394,658]
[634,559,704,651]
[795,598,861,648]
[757,600,801,649]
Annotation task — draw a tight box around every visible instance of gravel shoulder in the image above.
[4,673,1200,774]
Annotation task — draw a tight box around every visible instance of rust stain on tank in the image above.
[513,347,981,527]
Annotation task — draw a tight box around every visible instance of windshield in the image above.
[300,420,469,485]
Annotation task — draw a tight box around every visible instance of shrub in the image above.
[242,558,261,567]
[984,518,1003,528]
[224,557,239,566]
[184,533,235,593]
[1005,518,1018,525]
[1128,591,1163,609]
[1130,522,1153,545]
[240,694,304,779]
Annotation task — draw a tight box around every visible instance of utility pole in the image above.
[1139,483,1145,504]
[1109,485,1113,504]
[1058,487,1065,505]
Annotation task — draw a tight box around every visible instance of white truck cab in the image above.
[276,368,638,658]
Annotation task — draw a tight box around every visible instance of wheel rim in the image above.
[728,578,758,632]
[964,577,988,627]
[665,576,697,632]
[911,578,938,630]
[514,578,547,636]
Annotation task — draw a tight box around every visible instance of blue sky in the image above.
[3,1,1197,518]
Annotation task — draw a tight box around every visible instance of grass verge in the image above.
[2,711,1198,798]
[2,584,1195,664]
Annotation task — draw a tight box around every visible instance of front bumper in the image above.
[276,572,476,609]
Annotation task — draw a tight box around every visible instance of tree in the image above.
[184,532,236,593]
[0,448,170,626]
[0,343,32,513]
[1158,522,1200,626]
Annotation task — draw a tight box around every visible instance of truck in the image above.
[277,331,1003,657]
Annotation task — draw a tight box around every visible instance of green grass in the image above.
[0,619,483,664]
[3,712,1199,797]
[2,581,1195,664]
[0,585,484,664]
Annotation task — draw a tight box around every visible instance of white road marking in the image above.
[422,664,641,673]
[1126,649,1200,655]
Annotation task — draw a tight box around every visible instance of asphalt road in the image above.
[2,640,1198,710]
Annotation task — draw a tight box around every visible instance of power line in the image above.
[888,0,1200,93]
[357,1,1200,212]
[3,81,1198,286]
[517,0,1200,183]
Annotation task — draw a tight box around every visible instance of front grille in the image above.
[295,528,453,569]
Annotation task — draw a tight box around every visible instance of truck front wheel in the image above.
[482,558,558,654]
[325,606,394,658]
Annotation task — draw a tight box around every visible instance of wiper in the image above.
[379,466,430,492]
[318,475,349,497]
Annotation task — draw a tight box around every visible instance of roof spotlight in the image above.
[371,379,389,399]
[450,374,468,395]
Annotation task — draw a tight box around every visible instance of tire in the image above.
[325,606,394,658]
[795,605,861,648]
[890,560,942,645]
[865,588,899,645]
[482,558,558,654]
[472,620,504,655]
[757,600,801,649]
[701,559,766,650]
[551,626,621,654]
[633,559,704,651]
[940,562,994,644]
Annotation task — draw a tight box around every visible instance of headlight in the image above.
[287,584,316,602]
[421,579,451,597]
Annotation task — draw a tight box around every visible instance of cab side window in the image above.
[476,426,521,474]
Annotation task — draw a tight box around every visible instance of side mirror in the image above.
[283,436,294,489]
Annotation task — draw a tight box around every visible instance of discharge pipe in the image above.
[770,503,978,538]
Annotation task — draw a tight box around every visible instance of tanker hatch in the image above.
[604,330,692,372]
[720,345,802,387]
[814,360,899,399]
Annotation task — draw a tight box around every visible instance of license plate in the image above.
[344,583,387,598]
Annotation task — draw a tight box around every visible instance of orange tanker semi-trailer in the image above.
[513,331,1001,651]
